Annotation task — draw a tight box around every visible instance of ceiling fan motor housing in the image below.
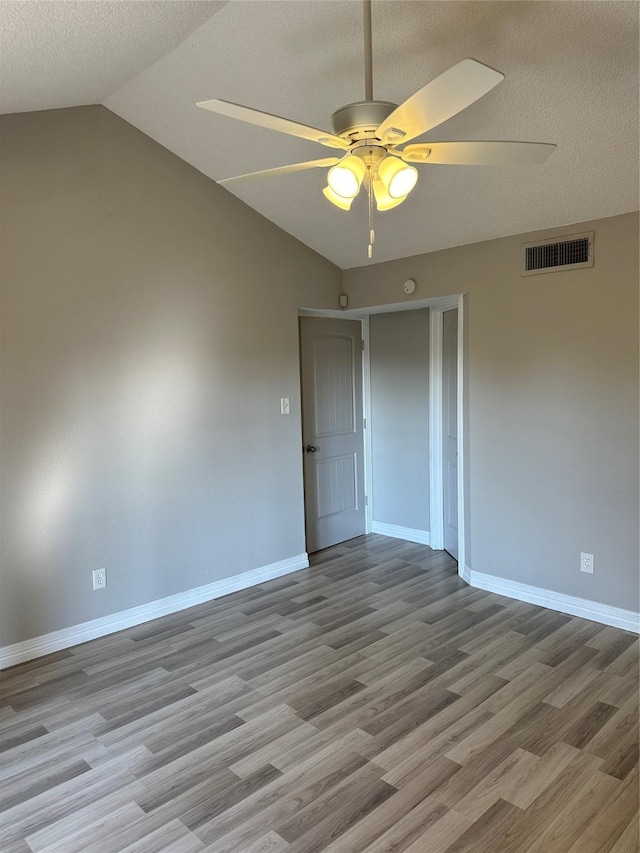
[331,100,397,142]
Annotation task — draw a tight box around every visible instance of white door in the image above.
[300,317,365,553]
[443,308,458,559]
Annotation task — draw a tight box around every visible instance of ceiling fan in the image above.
[197,1,555,256]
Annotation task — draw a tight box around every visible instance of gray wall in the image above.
[0,106,341,647]
[344,212,639,612]
[369,310,430,532]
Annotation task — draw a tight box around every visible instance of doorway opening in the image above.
[298,294,466,575]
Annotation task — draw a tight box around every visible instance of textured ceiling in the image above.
[0,1,224,113]
[3,1,638,269]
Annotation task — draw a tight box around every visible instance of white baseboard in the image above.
[371,521,430,546]
[459,563,472,585]
[460,564,640,633]
[0,553,309,670]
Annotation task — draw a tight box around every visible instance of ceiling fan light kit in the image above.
[378,156,418,199]
[373,175,406,211]
[327,154,366,199]
[197,0,556,258]
[322,185,353,211]
[323,145,417,211]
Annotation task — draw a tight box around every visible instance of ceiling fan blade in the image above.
[376,59,504,146]
[218,158,341,184]
[399,141,557,165]
[197,99,349,150]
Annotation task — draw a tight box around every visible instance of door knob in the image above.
[305,445,318,453]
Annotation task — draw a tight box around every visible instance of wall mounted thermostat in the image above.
[403,279,416,295]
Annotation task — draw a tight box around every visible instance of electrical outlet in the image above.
[580,552,594,574]
[92,568,107,590]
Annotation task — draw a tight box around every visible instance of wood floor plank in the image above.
[29,801,148,853]
[488,750,605,853]
[0,757,92,812]
[400,807,473,853]
[446,798,525,852]
[275,761,395,850]
[0,534,636,853]
[501,741,579,809]
[343,793,451,853]
[585,691,639,779]
[373,676,504,780]
[604,637,640,678]
[14,773,148,852]
[120,818,207,852]
[542,664,601,708]
[608,813,640,853]
[221,831,289,853]
[318,757,459,853]
[192,747,369,849]
[451,747,540,822]
[521,768,622,853]
[270,726,376,773]
[564,769,639,853]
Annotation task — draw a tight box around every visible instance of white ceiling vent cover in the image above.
[522,232,593,276]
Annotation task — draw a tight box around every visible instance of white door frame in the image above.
[299,296,466,572]
[428,295,466,571]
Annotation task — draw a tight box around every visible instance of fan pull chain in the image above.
[367,149,375,259]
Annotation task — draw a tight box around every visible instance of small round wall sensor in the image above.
[403,279,416,295]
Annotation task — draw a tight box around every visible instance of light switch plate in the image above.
[280,397,290,415]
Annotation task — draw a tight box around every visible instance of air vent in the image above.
[522,232,593,276]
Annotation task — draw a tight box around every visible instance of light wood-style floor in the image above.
[1,535,638,853]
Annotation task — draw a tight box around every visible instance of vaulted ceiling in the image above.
[2,1,638,268]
